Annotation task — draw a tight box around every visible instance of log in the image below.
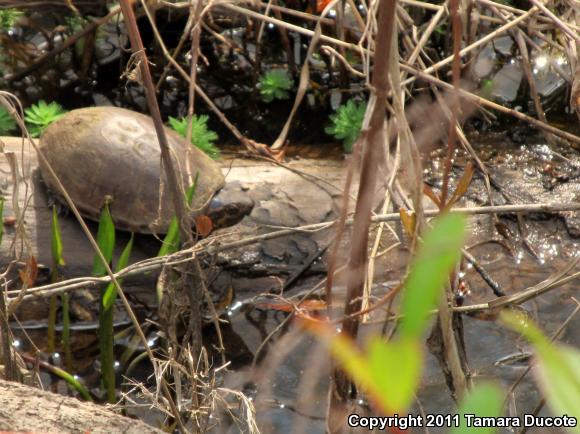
[0,379,163,433]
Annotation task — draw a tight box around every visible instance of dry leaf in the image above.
[256,299,328,313]
[195,215,213,237]
[399,208,416,237]
[423,184,442,209]
[240,137,286,162]
[19,256,38,287]
[447,162,474,208]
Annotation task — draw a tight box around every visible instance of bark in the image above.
[0,379,164,434]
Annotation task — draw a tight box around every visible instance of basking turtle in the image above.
[38,107,253,234]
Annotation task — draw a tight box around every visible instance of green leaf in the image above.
[501,311,580,427]
[259,70,293,103]
[102,233,133,310]
[158,177,198,257]
[535,347,580,429]
[451,383,504,434]
[399,213,466,339]
[51,206,65,268]
[92,200,115,276]
[0,106,17,135]
[100,234,133,404]
[325,100,366,153]
[24,101,67,138]
[168,115,220,159]
[305,320,421,413]
[43,363,92,401]
[367,338,422,412]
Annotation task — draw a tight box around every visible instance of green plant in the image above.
[24,101,67,138]
[0,9,23,30]
[305,213,467,413]
[0,107,16,135]
[48,206,66,355]
[259,70,293,103]
[502,311,580,429]
[168,115,220,159]
[100,233,133,404]
[92,198,115,277]
[158,175,199,258]
[325,100,366,153]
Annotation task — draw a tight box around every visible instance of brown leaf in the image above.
[19,255,38,287]
[399,208,416,237]
[448,162,474,208]
[195,215,213,237]
[423,184,442,209]
[241,137,286,162]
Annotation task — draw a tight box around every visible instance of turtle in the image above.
[37,106,253,234]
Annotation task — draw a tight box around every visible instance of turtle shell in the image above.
[38,107,225,234]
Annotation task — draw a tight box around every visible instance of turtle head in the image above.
[206,184,254,229]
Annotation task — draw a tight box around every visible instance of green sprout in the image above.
[24,101,67,138]
[168,115,220,159]
[0,107,17,135]
[259,70,293,103]
[0,9,23,30]
[325,100,366,153]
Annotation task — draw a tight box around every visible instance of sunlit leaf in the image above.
[399,213,466,339]
[301,318,421,413]
[92,200,115,276]
[501,311,580,427]
[535,347,580,429]
[367,337,422,412]
[451,382,503,434]
[24,100,67,138]
[168,115,220,159]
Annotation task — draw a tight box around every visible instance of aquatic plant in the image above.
[325,99,366,153]
[47,206,65,357]
[0,107,17,135]
[168,115,220,159]
[24,101,67,138]
[259,70,293,103]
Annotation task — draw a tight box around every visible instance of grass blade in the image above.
[100,234,133,403]
[92,199,115,277]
